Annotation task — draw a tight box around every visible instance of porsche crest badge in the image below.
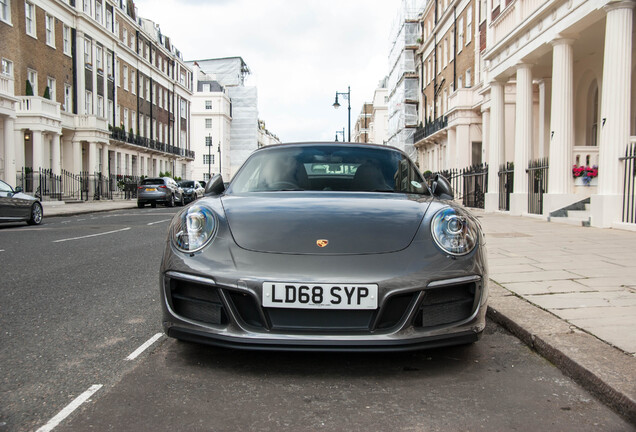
[316,239,329,248]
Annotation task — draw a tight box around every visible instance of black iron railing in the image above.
[436,168,463,201]
[621,143,636,224]
[498,162,514,211]
[462,163,488,209]
[527,158,548,215]
[413,116,448,143]
[110,128,195,159]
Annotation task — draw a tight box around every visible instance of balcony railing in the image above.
[0,75,15,96]
[491,0,545,47]
[16,96,60,118]
[110,128,195,159]
[413,116,448,143]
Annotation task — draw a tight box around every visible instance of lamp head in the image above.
[332,93,340,109]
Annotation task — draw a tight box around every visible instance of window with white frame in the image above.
[83,0,92,16]
[97,95,103,117]
[116,104,120,124]
[458,75,463,89]
[123,65,128,90]
[46,76,55,100]
[0,0,10,24]
[205,135,212,146]
[122,28,127,44]
[116,59,120,86]
[458,17,464,52]
[63,25,71,55]
[129,34,134,51]
[130,110,135,132]
[205,100,212,110]
[96,45,103,72]
[203,154,215,165]
[1,58,13,76]
[106,51,112,77]
[158,88,162,108]
[64,84,72,112]
[108,99,113,122]
[95,0,102,24]
[138,75,142,95]
[443,38,448,66]
[205,118,212,129]
[153,85,157,105]
[25,2,35,37]
[84,38,92,66]
[115,18,119,36]
[437,47,442,73]
[123,107,128,129]
[85,90,93,114]
[27,69,37,94]
[106,9,112,31]
[145,79,150,101]
[466,68,472,88]
[45,14,55,47]
[466,6,472,44]
[180,99,186,118]
[130,70,135,94]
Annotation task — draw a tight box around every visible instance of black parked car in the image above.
[178,180,204,204]
[137,177,184,208]
[0,179,43,225]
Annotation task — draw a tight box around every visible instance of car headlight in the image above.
[431,207,478,256]
[171,204,217,252]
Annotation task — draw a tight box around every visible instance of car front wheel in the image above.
[167,194,175,207]
[27,202,43,225]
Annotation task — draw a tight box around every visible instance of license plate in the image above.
[146,188,156,191]
[262,282,378,310]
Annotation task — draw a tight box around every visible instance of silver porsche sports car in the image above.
[161,143,488,351]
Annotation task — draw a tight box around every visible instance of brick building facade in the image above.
[0,0,194,199]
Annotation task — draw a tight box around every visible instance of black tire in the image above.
[137,202,144,208]
[178,194,185,206]
[151,202,157,208]
[27,202,43,225]
[167,194,175,207]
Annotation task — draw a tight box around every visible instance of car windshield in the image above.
[140,178,164,186]
[229,145,429,195]
[179,181,194,188]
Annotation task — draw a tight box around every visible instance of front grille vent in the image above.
[169,279,228,326]
[414,282,476,328]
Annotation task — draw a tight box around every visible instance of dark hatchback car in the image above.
[0,179,43,225]
[137,177,184,208]
[178,180,204,204]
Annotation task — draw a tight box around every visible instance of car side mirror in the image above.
[14,186,23,194]
[431,174,454,200]
[204,174,226,196]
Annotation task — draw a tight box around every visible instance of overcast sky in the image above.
[134,0,401,143]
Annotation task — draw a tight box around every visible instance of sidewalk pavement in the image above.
[40,200,636,423]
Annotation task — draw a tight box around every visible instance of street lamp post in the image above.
[335,128,345,142]
[218,141,222,178]
[332,86,351,142]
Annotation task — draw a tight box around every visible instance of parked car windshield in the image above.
[229,145,429,195]
[179,181,195,188]
[140,178,165,186]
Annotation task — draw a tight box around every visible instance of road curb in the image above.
[44,203,138,218]
[486,284,636,425]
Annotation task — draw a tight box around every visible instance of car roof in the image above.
[252,142,403,154]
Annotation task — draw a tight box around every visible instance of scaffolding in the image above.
[387,0,424,159]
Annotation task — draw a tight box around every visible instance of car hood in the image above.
[221,192,432,254]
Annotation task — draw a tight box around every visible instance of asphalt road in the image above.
[0,208,633,431]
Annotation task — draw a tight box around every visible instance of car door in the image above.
[0,180,23,219]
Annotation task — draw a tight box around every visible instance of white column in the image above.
[89,142,97,173]
[76,32,86,114]
[511,63,533,215]
[456,124,471,169]
[447,127,456,169]
[482,109,490,165]
[3,117,16,184]
[102,143,109,175]
[51,133,61,175]
[72,139,82,174]
[32,130,44,171]
[537,79,551,160]
[592,1,635,227]
[545,38,575,213]
[485,81,505,211]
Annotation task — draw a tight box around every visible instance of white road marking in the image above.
[36,384,102,432]
[147,219,171,226]
[52,227,131,243]
[126,333,163,361]
[0,249,5,252]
